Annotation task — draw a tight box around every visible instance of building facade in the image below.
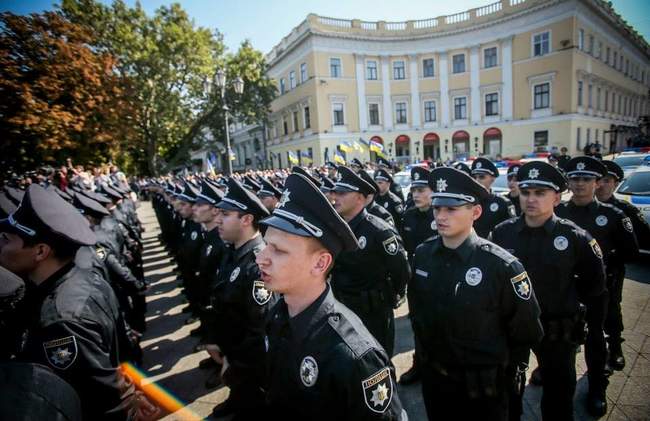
[265,0,650,168]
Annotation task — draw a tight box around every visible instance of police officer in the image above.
[374,169,404,228]
[0,185,138,419]
[555,156,639,416]
[258,173,407,420]
[258,178,283,213]
[350,158,365,173]
[505,164,522,216]
[202,178,275,418]
[377,157,405,202]
[597,160,650,252]
[471,157,516,238]
[176,182,204,321]
[491,161,607,421]
[409,167,543,421]
[359,169,397,229]
[330,166,411,356]
[325,161,338,180]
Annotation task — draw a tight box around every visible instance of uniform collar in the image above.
[288,284,335,344]
[515,214,558,234]
[568,198,599,213]
[233,233,264,262]
[432,231,478,263]
[347,208,368,232]
[31,261,75,297]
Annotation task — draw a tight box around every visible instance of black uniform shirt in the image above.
[375,191,404,229]
[505,192,522,216]
[18,263,135,420]
[605,196,650,251]
[366,201,396,229]
[401,206,437,258]
[491,215,606,318]
[556,200,638,271]
[265,285,406,420]
[331,209,410,300]
[474,193,515,238]
[408,233,543,367]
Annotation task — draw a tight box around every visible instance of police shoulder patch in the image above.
[43,336,77,370]
[362,367,393,414]
[510,271,532,301]
[622,217,633,233]
[589,239,603,259]
[382,236,399,256]
[95,246,107,261]
[252,280,272,305]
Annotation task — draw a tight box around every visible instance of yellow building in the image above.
[265,0,650,167]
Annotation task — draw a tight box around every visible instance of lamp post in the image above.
[206,69,244,175]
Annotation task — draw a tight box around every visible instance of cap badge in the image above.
[513,167,519,173]
[476,162,483,169]
[300,356,319,387]
[465,267,483,286]
[278,190,291,208]
[413,172,420,180]
[576,162,586,171]
[436,178,448,192]
[528,168,540,179]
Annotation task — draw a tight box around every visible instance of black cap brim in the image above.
[332,185,359,194]
[260,215,313,238]
[431,197,471,207]
[215,200,242,212]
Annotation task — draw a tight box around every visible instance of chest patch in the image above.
[362,367,393,414]
[206,244,213,256]
[490,202,499,212]
[229,267,240,283]
[596,215,608,227]
[465,267,483,286]
[358,236,367,249]
[431,220,437,230]
[300,356,318,387]
[43,336,78,370]
[553,236,568,251]
[191,231,198,241]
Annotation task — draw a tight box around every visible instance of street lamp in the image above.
[207,69,244,175]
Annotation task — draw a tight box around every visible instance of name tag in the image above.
[416,269,428,277]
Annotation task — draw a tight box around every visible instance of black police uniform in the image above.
[0,266,25,359]
[471,158,515,237]
[330,167,411,356]
[555,156,638,413]
[491,161,607,421]
[204,178,275,415]
[3,185,136,420]
[410,167,543,421]
[377,157,405,202]
[359,170,398,230]
[505,165,522,216]
[374,169,405,228]
[402,166,436,259]
[261,172,405,420]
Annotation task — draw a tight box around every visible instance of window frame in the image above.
[330,57,342,78]
[368,102,381,126]
[452,54,466,74]
[395,101,408,124]
[454,96,468,120]
[300,63,308,84]
[366,60,378,80]
[423,100,437,122]
[485,92,499,116]
[393,60,406,80]
[532,30,551,57]
[332,102,345,126]
[422,58,435,78]
[483,46,498,68]
[533,82,550,110]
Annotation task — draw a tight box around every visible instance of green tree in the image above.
[0,11,136,173]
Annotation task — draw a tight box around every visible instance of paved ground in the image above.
[136,201,650,421]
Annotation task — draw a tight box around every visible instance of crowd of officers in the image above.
[0,149,648,420]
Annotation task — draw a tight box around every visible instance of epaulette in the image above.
[327,306,375,359]
[478,239,517,264]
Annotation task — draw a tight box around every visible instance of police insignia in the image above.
[490,202,499,212]
[191,231,198,241]
[362,367,393,413]
[383,202,389,208]
[553,236,568,251]
[413,172,420,180]
[95,246,106,261]
[382,237,399,255]
[206,244,213,256]
[589,239,603,259]
[300,356,318,387]
[252,280,272,305]
[465,267,482,286]
[431,220,437,230]
[622,217,633,233]
[510,271,532,300]
[396,205,403,213]
[576,162,586,171]
[596,215,608,226]
[43,336,77,370]
[358,236,367,249]
[278,190,291,208]
[229,267,241,283]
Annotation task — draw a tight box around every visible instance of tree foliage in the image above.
[0,11,136,173]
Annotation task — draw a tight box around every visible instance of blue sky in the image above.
[1,0,649,54]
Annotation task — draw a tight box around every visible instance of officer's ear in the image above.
[471,204,483,221]
[552,192,562,207]
[32,242,54,263]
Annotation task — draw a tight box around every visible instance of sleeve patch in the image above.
[510,271,532,301]
[43,336,78,370]
[252,280,273,305]
[362,367,393,414]
[382,236,399,256]
[589,239,603,259]
[622,217,633,233]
